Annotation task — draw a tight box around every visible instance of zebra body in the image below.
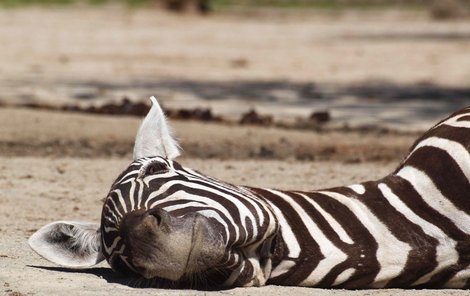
[29,98,470,289]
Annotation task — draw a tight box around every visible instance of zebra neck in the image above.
[253,173,470,288]
[256,176,412,287]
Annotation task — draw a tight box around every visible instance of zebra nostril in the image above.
[150,213,162,225]
[148,208,165,226]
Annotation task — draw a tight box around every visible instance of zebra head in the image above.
[29,97,279,288]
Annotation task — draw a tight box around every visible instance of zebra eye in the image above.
[145,162,168,175]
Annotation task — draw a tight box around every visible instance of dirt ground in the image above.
[1,7,470,129]
[0,108,468,296]
[1,5,470,296]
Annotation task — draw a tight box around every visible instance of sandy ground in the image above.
[0,108,469,296]
[1,7,470,129]
[0,107,418,161]
[1,5,470,296]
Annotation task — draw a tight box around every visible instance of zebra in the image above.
[29,96,470,289]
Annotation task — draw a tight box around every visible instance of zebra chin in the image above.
[112,207,226,282]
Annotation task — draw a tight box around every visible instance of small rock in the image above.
[239,109,273,126]
[230,58,249,68]
[309,110,330,124]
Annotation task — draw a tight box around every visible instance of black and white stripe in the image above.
[100,106,470,289]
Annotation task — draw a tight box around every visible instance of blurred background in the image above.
[1,0,470,129]
[3,4,470,293]
[1,0,470,161]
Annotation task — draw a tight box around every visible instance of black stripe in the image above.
[156,183,246,247]
[396,109,470,172]
[335,181,439,287]
[389,175,469,241]
[388,175,470,287]
[286,191,354,287]
[253,188,324,286]
[403,146,470,214]
[456,115,470,122]
[306,190,381,288]
[429,124,470,149]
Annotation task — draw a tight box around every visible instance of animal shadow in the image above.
[27,265,225,291]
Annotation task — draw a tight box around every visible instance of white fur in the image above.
[319,190,412,288]
[403,137,470,180]
[348,184,366,195]
[397,166,470,234]
[305,197,354,244]
[333,268,356,286]
[378,183,458,286]
[28,221,104,268]
[265,190,348,286]
[133,96,181,160]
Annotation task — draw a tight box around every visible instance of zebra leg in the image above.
[29,221,104,268]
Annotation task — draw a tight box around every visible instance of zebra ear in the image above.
[133,96,181,160]
[28,221,105,268]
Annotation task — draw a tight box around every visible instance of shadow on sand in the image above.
[60,78,470,121]
[63,79,470,102]
[27,265,223,290]
[28,265,134,286]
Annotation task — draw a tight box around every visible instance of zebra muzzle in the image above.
[115,207,224,281]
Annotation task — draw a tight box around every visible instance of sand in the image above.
[1,5,470,296]
[0,108,468,296]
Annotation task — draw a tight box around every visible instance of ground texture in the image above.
[0,108,468,296]
[1,6,470,296]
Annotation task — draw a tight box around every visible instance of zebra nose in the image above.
[120,209,148,235]
[119,208,172,240]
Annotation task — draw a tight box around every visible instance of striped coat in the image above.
[29,99,470,289]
